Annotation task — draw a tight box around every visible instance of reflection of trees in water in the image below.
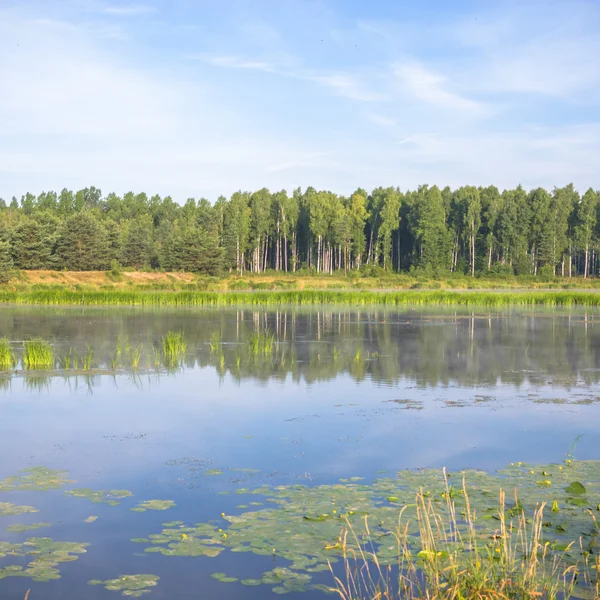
[1,308,600,388]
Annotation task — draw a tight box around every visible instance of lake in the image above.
[1,306,600,599]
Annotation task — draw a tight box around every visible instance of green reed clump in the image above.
[60,348,73,370]
[0,338,15,370]
[209,331,221,353]
[130,344,143,370]
[163,331,187,358]
[248,330,275,355]
[23,339,54,369]
[332,479,589,600]
[81,345,93,371]
[4,288,600,308]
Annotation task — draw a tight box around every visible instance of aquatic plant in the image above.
[88,574,159,597]
[81,345,93,371]
[60,348,73,370]
[332,485,586,600]
[131,500,175,512]
[0,467,71,491]
[130,344,143,370]
[132,459,600,596]
[7,523,51,533]
[209,331,221,353]
[0,338,15,370]
[64,488,133,506]
[22,339,54,369]
[162,331,186,358]
[248,330,275,355]
[0,502,39,516]
[0,537,88,582]
[5,288,600,308]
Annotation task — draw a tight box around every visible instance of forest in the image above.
[1,183,599,279]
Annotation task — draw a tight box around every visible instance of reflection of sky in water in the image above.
[1,307,600,598]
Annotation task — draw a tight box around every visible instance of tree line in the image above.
[0,184,599,278]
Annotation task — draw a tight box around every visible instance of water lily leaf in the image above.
[241,578,262,586]
[0,467,71,492]
[131,500,175,512]
[89,574,159,597]
[65,488,133,505]
[7,522,51,532]
[0,503,39,517]
[211,572,237,583]
[84,516,98,523]
[565,482,586,495]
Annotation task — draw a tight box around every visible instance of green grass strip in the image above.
[1,289,600,308]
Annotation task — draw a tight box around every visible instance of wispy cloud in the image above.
[393,62,484,111]
[365,113,396,127]
[102,4,156,16]
[265,152,332,174]
[309,73,388,102]
[187,53,279,73]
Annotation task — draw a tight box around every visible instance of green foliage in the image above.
[88,574,159,597]
[55,212,110,270]
[22,338,54,369]
[0,338,15,370]
[0,239,13,283]
[1,183,600,278]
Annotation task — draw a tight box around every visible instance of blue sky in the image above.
[1,0,599,202]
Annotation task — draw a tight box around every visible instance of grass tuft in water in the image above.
[248,330,275,355]
[0,338,15,370]
[81,345,93,371]
[23,339,54,370]
[130,344,143,370]
[332,475,593,600]
[209,331,221,353]
[163,331,186,358]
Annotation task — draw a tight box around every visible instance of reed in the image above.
[248,330,275,355]
[22,339,54,369]
[130,344,143,370]
[81,345,93,371]
[0,338,15,370]
[60,348,73,370]
[330,473,595,600]
[163,331,187,358]
[209,331,221,353]
[4,289,600,308]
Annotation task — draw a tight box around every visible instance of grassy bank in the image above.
[6,269,600,293]
[1,288,600,308]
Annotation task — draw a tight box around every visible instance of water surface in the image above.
[1,306,600,599]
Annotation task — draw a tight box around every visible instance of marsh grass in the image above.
[130,344,143,370]
[81,345,93,371]
[248,330,276,355]
[0,338,15,370]
[331,472,597,600]
[6,289,600,308]
[209,331,221,353]
[22,339,54,369]
[163,331,186,357]
[60,348,73,370]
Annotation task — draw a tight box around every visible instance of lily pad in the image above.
[565,482,586,495]
[0,467,71,492]
[6,522,51,533]
[65,488,133,505]
[131,500,175,512]
[0,503,39,517]
[89,574,159,597]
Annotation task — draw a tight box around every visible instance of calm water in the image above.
[1,306,600,599]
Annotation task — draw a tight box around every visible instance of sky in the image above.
[1,0,599,203]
